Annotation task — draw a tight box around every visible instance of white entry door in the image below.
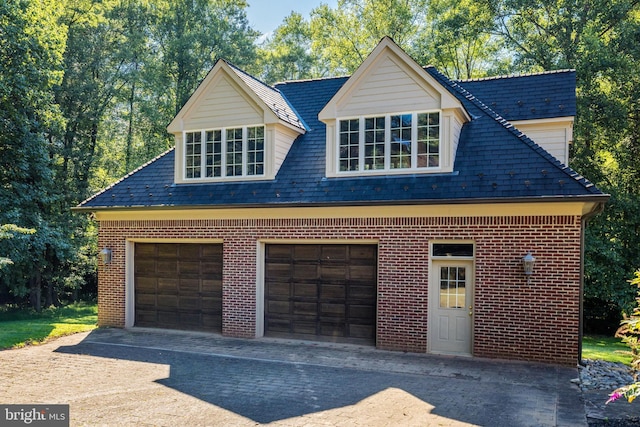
[429,261,473,355]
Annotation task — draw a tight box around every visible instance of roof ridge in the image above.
[223,59,280,94]
[425,67,596,192]
[456,69,575,83]
[76,147,176,207]
[274,75,350,85]
[224,60,307,131]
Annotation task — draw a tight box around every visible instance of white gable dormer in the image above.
[319,37,469,177]
[168,60,306,183]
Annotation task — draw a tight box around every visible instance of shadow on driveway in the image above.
[54,329,585,426]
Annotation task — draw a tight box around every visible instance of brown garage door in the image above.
[134,243,222,331]
[265,244,377,344]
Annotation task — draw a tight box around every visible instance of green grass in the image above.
[583,335,633,365]
[0,303,97,349]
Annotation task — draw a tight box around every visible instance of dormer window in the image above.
[184,125,265,179]
[338,111,440,173]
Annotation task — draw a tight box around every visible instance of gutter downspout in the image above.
[579,201,607,365]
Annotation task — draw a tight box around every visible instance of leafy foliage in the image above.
[607,271,640,404]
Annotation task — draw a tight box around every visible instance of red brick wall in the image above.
[97,214,582,365]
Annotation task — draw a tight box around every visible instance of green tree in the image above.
[257,12,322,84]
[153,0,259,114]
[0,0,68,309]
[412,0,505,79]
[494,0,640,325]
[0,225,36,269]
[309,0,429,75]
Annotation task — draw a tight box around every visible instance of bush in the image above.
[607,270,640,404]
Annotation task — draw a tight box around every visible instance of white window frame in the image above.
[183,125,265,180]
[335,110,442,175]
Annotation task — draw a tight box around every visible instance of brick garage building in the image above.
[77,37,607,366]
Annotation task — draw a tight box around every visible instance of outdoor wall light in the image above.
[522,252,535,283]
[99,248,112,265]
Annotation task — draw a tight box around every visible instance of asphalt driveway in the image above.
[0,328,586,426]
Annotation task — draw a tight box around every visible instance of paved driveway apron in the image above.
[0,328,585,426]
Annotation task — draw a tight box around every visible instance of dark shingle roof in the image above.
[225,60,307,131]
[77,68,605,210]
[456,70,576,121]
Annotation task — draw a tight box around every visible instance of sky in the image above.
[245,0,339,40]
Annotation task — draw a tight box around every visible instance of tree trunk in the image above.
[29,271,42,312]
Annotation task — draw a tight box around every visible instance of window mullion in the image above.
[411,113,417,169]
[221,128,227,178]
[200,130,206,177]
[242,126,247,177]
[384,114,390,170]
[359,117,365,171]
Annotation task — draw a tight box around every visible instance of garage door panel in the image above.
[293,245,320,260]
[157,295,178,310]
[321,284,346,299]
[135,310,157,326]
[136,293,156,307]
[293,283,316,297]
[321,303,346,317]
[321,246,347,261]
[201,244,223,257]
[266,263,291,279]
[320,265,347,280]
[178,313,201,327]
[349,305,375,319]
[136,277,156,292]
[293,301,317,316]
[135,244,156,257]
[268,300,291,314]
[156,258,178,274]
[135,260,156,275]
[179,279,200,293]
[320,322,346,337]
[134,243,222,332]
[157,244,178,258]
[267,245,293,259]
[201,297,222,313]
[157,279,178,293]
[265,244,377,344]
[157,311,179,328]
[201,262,222,276]
[179,261,200,276]
[349,284,376,300]
[267,318,291,333]
[349,324,375,339]
[267,282,290,297]
[293,264,318,280]
[292,321,317,335]
[350,245,377,260]
[178,244,200,258]
[349,265,376,280]
[202,314,222,329]
[179,296,200,310]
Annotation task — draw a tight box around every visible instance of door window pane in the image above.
[440,266,466,309]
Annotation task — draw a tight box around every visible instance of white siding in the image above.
[513,120,572,165]
[273,124,300,173]
[338,56,441,117]
[451,113,464,166]
[182,75,263,130]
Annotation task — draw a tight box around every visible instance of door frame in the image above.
[427,241,475,356]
